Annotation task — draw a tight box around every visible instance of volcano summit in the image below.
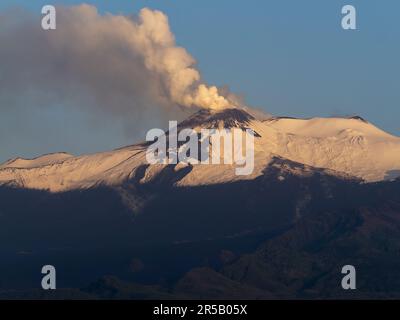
[1,108,399,192]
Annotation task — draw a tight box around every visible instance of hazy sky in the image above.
[0,0,399,162]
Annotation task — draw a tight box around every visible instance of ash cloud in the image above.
[0,4,236,122]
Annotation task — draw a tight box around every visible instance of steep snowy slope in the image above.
[0,108,399,192]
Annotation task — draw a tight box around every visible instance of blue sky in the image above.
[0,1,399,161]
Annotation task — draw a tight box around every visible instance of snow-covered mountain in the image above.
[1,108,400,192]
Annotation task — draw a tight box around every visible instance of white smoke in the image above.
[0,5,233,114]
[127,7,232,110]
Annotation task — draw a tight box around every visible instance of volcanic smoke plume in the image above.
[0,4,236,123]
